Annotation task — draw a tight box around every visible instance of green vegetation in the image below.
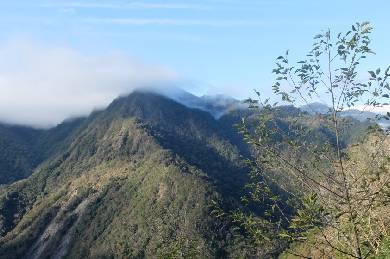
[0,124,42,185]
[0,91,381,259]
[238,22,390,258]
[0,118,85,185]
[0,92,262,258]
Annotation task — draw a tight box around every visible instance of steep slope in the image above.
[0,124,41,185]
[0,118,85,185]
[0,92,258,258]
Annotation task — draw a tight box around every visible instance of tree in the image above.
[239,22,390,258]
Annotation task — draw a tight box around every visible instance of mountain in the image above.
[0,118,84,185]
[300,102,390,129]
[300,102,330,115]
[0,124,41,185]
[341,109,390,129]
[0,90,378,258]
[155,87,246,118]
[0,91,277,259]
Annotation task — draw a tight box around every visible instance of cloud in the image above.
[0,39,178,128]
[347,104,390,114]
[39,1,210,11]
[83,18,265,27]
[38,1,291,11]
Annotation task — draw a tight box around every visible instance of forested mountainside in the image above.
[0,118,85,185]
[0,92,262,258]
[0,91,376,258]
[0,124,41,185]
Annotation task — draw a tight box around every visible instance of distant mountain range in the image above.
[300,102,390,129]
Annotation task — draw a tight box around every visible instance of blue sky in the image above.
[0,0,389,126]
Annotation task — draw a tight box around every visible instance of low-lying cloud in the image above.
[0,39,178,128]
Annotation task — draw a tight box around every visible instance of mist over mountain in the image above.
[150,87,247,118]
[299,102,331,115]
[300,102,390,129]
[0,40,180,128]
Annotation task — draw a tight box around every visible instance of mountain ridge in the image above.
[300,102,390,129]
[0,90,379,258]
[0,91,267,258]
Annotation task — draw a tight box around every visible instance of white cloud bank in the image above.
[347,104,390,114]
[0,40,178,128]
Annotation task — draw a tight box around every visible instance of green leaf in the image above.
[385,66,390,76]
[369,71,376,78]
[376,68,381,75]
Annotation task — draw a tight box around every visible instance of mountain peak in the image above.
[116,87,246,119]
[300,102,330,115]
